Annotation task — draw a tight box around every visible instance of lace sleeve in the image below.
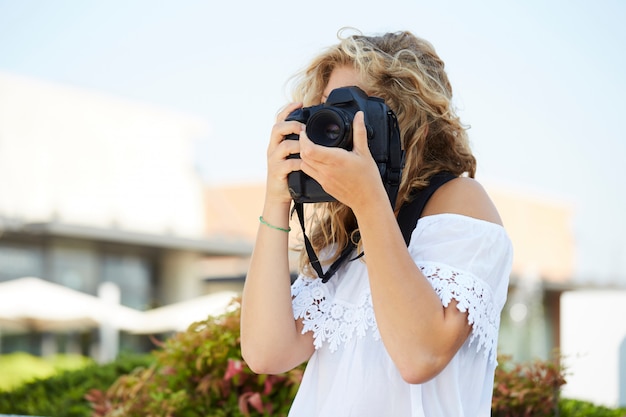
[419,261,500,364]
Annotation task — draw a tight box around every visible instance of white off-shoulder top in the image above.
[289,214,513,417]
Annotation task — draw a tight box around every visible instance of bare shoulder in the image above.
[421,177,503,226]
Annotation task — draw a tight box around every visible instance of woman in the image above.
[241,29,513,416]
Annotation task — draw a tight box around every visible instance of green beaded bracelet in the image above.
[259,216,291,233]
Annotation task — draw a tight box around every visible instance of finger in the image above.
[268,155,302,178]
[275,102,303,123]
[352,111,369,155]
[298,135,323,177]
[267,141,302,180]
[299,129,333,165]
[268,120,304,151]
[271,136,301,161]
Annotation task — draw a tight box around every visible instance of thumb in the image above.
[352,111,369,154]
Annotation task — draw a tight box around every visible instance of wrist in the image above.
[260,200,292,231]
[351,183,391,219]
[259,216,291,232]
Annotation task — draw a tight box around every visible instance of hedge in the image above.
[1,299,625,416]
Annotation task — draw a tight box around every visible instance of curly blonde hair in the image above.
[289,29,476,277]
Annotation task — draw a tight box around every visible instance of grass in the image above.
[0,352,93,391]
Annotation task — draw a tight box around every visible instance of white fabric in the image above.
[289,213,513,417]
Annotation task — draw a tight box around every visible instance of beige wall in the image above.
[488,185,575,283]
[0,72,209,237]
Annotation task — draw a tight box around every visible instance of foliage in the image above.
[559,399,626,417]
[492,353,567,417]
[7,304,625,417]
[0,353,152,417]
[0,352,93,391]
[87,299,305,417]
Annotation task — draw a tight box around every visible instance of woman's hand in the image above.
[265,102,304,205]
[241,103,315,376]
[298,111,388,212]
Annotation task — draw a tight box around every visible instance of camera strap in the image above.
[396,171,456,245]
[293,202,358,283]
[293,171,456,283]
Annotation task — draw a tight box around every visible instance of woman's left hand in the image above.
[298,111,388,212]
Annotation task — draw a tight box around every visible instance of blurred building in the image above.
[489,186,576,362]
[0,72,251,354]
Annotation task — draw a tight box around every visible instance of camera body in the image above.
[285,86,404,205]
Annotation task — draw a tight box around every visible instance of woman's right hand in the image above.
[265,102,304,205]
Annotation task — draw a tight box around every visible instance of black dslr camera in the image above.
[285,86,404,205]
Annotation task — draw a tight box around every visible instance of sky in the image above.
[0,0,625,283]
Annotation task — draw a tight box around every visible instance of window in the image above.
[0,243,44,282]
[100,254,152,310]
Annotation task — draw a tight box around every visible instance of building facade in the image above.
[0,72,251,356]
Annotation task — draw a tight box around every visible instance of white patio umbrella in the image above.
[0,276,143,332]
[134,290,238,334]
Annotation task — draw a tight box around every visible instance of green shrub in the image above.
[87,299,304,417]
[559,398,626,417]
[0,353,152,417]
[10,301,625,417]
[0,352,93,391]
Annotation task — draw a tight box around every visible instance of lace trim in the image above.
[292,278,380,352]
[420,262,499,363]
[291,262,499,363]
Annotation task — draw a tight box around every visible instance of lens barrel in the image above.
[306,109,352,149]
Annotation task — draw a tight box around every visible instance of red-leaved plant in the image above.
[86,298,303,417]
[492,352,567,417]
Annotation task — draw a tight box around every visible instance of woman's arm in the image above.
[298,112,502,383]
[354,177,501,384]
[240,104,314,375]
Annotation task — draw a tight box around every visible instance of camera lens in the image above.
[323,123,341,141]
[306,109,351,148]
